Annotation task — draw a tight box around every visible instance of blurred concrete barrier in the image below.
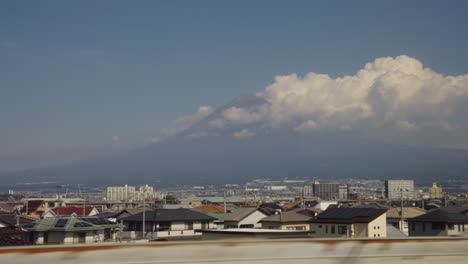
[1,237,467,264]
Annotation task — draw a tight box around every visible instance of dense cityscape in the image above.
[1,177,467,245]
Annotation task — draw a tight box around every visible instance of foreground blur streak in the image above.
[1,237,467,264]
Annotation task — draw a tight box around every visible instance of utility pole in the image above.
[142,188,146,240]
[223,190,227,216]
[400,189,404,232]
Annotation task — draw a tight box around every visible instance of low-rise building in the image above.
[121,208,217,240]
[260,211,313,230]
[23,216,121,244]
[223,208,269,229]
[311,208,387,238]
[386,207,426,236]
[408,207,468,237]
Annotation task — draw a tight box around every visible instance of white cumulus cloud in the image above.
[233,129,256,139]
[257,55,468,134]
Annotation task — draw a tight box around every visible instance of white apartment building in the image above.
[106,185,136,202]
[385,180,415,200]
[107,184,161,202]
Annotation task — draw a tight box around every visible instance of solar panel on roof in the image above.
[55,219,68,227]
[74,222,93,227]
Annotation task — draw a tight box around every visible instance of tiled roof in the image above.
[259,203,283,211]
[408,207,468,223]
[122,208,217,222]
[0,203,21,213]
[314,208,387,223]
[0,213,35,227]
[194,204,225,213]
[289,207,322,217]
[260,211,313,223]
[0,227,26,246]
[386,207,426,219]
[351,203,390,209]
[50,206,97,216]
[0,226,24,235]
[223,207,264,222]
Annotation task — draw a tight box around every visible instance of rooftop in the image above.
[260,211,313,223]
[408,207,468,223]
[122,208,217,222]
[386,207,426,219]
[314,208,387,224]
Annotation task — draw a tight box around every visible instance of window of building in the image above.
[411,223,415,231]
[432,223,445,230]
[240,224,254,228]
[186,222,194,230]
[318,225,322,228]
[422,223,426,232]
[325,225,328,234]
[338,226,348,234]
[287,226,306,231]
[448,223,454,230]
[331,226,335,234]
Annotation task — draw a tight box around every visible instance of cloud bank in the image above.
[257,55,468,134]
[161,55,468,147]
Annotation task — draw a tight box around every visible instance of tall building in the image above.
[106,184,160,202]
[303,181,341,200]
[429,182,443,199]
[106,184,136,201]
[384,180,415,200]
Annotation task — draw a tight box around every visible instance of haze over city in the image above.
[0,1,468,186]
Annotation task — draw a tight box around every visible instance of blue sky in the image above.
[1,0,468,160]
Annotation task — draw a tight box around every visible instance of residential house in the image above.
[23,216,121,244]
[193,204,229,229]
[260,211,313,230]
[21,200,47,219]
[311,208,387,238]
[0,212,35,246]
[223,208,269,229]
[408,207,468,237]
[386,207,426,235]
[121,208,217,239]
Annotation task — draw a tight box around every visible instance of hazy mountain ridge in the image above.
[2,95,468,188]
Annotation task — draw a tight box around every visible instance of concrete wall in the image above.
[4,238,468,264]
[367,214,387,238]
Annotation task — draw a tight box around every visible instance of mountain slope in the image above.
[2,96,468,188]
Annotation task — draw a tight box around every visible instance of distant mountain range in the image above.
[2,96,468,188]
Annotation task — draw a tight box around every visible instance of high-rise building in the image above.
[429,182,443,199]
[384,180,415,200]
[106,184,160,201]
[106,184,136,201]
[303,181,341,200]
